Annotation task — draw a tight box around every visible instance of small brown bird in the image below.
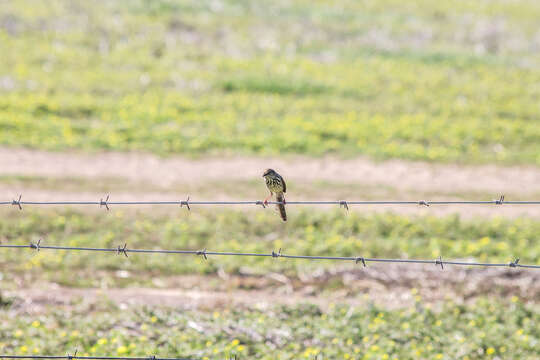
[262,168,287,221]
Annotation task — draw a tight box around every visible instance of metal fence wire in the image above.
[0,240,538,269]
[0,355,197,360]
[2,194,539,211]
[0,356,239,360]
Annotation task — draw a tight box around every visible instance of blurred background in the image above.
[0,1,539,359]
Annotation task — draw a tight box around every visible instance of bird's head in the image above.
[262,168,276,178]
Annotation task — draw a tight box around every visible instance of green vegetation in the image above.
[0,209,537,287]
[1,0,540,163]
[1,1,539,357]
[0,297,538,359]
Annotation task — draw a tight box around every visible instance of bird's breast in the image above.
[266,177,283,192]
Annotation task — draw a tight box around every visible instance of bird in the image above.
[262,168,287,221]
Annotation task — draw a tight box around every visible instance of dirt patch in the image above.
[5,265,538,314]
[2,148,539,194]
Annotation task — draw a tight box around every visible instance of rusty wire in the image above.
[0,240,537,269]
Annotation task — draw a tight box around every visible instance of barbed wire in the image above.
[1,194,539,211]
[0,356,195,360]
[0,240,537,269]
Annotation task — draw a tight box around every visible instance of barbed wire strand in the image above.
[0,241,537,269]
[0,356,195,360]
[1,194,539,210]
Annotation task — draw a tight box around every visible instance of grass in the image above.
[0,296,538,359]
[1,0,540,163]
[0,209,537,288]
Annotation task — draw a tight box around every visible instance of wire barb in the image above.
[355,256,367,267]
[30,239,41,252]
[272,248,282,258]
[117,243,128,257]
[509,258,520,268]
[436,256,444,269]
[180,196,191,211]
[255,200,266,208]
[100,195,110,210]
[495,194,505,205]
[339,200,349,211]
[66,349,77,360]
[12,194,22,210]
[418,200,430,207]
[196,248,207,259]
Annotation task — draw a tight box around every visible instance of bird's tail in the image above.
[276,193,287,222]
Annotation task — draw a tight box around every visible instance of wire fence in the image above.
[2,197,538,360]
[1,240,538,269]
[2,194,539,211]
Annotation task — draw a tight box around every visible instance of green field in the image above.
[1,297,538,359]
[2,208,538,359]
[0,209,537,288]
[1,0,539,358]
[1,0,540,163]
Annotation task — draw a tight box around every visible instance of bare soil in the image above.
[6,264,539,314]
[2,147,539,193]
